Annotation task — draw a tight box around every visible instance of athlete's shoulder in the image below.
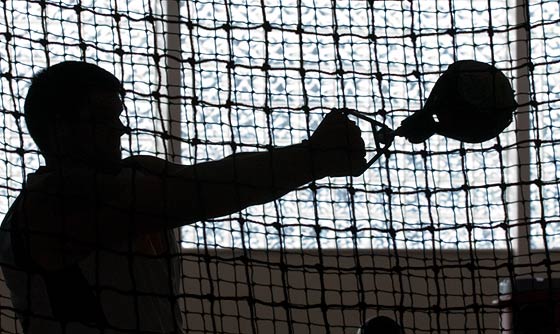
[122,155,187,175]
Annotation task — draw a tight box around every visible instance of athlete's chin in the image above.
[94,151,122,173]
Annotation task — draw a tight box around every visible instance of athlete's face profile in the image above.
[83,90,126,164]
[54,89,126,169]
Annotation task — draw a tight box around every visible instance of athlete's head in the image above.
[24,61,125,169]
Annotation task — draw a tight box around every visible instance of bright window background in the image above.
[177,0,525,250]
[527,0,560,248]
[0,1,558,250]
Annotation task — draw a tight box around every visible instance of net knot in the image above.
[145,15,155,23]
[114,48,125,57]
[262,21,272,32]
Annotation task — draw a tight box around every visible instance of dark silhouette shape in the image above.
[358,316,404,334]
[397,60,516,144]
[0,61,366,333]
[341,61,516,170]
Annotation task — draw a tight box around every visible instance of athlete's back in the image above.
[0,167,184,333]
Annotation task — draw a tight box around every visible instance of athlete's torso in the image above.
[0,167,185,334]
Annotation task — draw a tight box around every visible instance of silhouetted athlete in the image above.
[0,61,366,333]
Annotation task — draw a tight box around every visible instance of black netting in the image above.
[0,1,559,333]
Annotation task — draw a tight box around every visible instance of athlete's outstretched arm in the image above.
[118,110,365,229]
[26,110,365,251]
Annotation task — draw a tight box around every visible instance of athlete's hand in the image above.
[306,109,367,177]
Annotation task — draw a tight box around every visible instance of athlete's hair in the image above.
[24,61,121,154]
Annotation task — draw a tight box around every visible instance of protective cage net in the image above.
[0,0,559,333]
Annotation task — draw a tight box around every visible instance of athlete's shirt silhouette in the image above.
[0,61,366,333]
